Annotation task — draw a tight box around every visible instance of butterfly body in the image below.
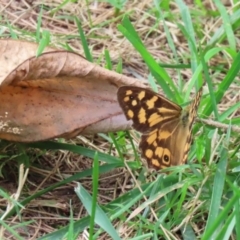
[117,86,202,170]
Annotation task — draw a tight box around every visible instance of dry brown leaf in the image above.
[0,39,56,85]
[0,40,149,142]
[0,79,121,142]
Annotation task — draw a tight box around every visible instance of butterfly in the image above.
[117,86,202,169]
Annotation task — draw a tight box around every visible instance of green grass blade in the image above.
[115,57,123,73]
[214,0,236,51]
[175,0,198,72]
[219,101,240,121]
[104,49,113,70]
[154,2,183,89]
[26,141,122,165]
[39,217,91,240]
[89,152,99,239]
[215,212,234,240]
[234,186,240,238]
[66,204,75,240]
[182,224,197,240]
[7,21,18,39]
[0,220,26,240]
[202,51,240,117]
[75,183,121,240]
[200,48,219,119]
[203,128,230,238]
[184,47,222,100]
[36,5,43,42]
[118,16,180,101]
[75,17,93,62]
[36,30,51,56]
[208,8,240,47]
[202,193,239,240]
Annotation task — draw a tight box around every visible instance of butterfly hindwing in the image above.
[140,118,182,169]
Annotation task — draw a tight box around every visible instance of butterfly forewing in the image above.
[117,86,202,170]
[117,86,182,133]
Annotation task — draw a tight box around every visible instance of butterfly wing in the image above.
[117,86,202,170]
[117,86,182,133]
[181,87,203,165]
[140,87,202,169]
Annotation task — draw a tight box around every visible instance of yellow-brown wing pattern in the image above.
[117,86,182,132]
[117,86,202,169]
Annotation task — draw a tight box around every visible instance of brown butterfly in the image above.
[117,86,202,169]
